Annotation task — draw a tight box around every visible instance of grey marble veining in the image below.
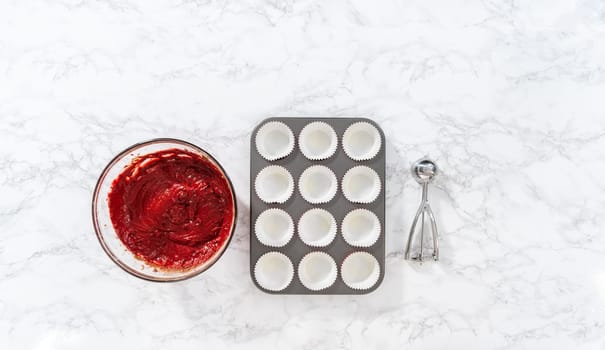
[1,0,605,349]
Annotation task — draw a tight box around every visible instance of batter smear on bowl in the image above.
[107,149,234,270]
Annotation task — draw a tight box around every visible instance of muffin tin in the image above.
[250,117,385,294]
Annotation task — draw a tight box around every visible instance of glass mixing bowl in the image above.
[92,138,237,282]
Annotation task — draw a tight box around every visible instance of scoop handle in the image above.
[405,171,439,261]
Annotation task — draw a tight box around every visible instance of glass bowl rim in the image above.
[91,138,238,282]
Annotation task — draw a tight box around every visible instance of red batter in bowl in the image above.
[107,148,235,271]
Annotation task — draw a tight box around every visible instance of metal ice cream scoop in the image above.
[404,158,439,261]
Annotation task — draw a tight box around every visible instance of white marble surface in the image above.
[1,0,605,349]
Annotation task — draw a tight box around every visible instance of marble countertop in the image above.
[1,0,605,349]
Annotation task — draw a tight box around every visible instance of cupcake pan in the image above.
[250,117,385,294]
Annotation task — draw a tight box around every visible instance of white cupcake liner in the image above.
[255,165,295,204]
[254,251,294,292]
[255,121,295,161]
[298,121,338,160]
[340,252,380,290]
[341,166,381,204]
[298,251,338,291]
[341,209,381,247]
[342,121,382,161]
[297,208,337,247]
[298,165,338,204]
[255,208,294,247]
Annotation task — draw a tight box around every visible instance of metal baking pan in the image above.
[250,117,385,294]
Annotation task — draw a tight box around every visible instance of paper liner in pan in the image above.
[255,208,294,247]
[254,251,294,292]
[342,121,381,161]
[341,209,381,248]
[340,252,380,290]
[255,121,295,161]
[298,121,338,161]
[255,165,295,204]
[298,251,338,291]
[298,165,338,204]
[341,165,381,204]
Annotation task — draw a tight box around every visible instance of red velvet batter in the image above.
[108,148,234,270]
